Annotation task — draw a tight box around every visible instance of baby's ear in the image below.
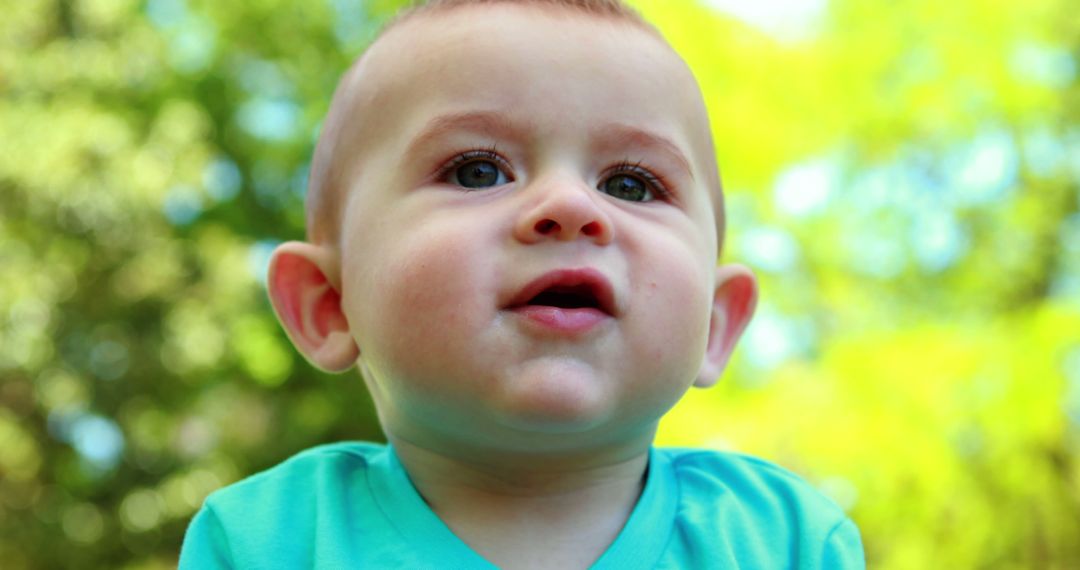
[266,241,359,373]
[694,264,759,388]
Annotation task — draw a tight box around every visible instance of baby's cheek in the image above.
[630,250,713,374]
[369,235,491,378]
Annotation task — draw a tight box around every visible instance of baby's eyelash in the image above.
[608,160,673,200]
[435,146,512,181]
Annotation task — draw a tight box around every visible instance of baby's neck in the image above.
[392,438,649,570]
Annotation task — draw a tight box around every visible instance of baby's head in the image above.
[268,0,758,459]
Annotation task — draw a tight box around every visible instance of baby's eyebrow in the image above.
[592,124,695,182]
[404,111,527,161]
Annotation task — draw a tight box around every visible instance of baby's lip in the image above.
[504,268,617,317]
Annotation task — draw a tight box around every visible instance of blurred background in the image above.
[0,0,1077,567]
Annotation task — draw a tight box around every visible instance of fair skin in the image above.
[267,5,758,569]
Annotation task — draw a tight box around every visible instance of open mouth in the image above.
[506,268,616,316]
[527,285,603,310]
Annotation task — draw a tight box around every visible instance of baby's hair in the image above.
[305,0,655,247]
[390,0,651,30]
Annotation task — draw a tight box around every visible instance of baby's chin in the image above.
[486,356,628,435]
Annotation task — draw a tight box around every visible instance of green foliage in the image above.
[643,0,1080,567]
[0,0,396,567]
[0,0,1076,567]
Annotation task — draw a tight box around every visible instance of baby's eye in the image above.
[598,164,669,202]
[441,150,513,189]
[601,174,651,202]
[455,160,508,188]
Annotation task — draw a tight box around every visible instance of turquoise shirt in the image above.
[179,442,864,568]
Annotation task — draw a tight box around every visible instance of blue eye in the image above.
[601,174,652,202]
[454,160,507,188]
[599,164,668,202]
[442,150,512,189]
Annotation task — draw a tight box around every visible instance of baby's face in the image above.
[333,4,722,455]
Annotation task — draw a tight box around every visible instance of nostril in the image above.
[582,221,602,237]
[535,219,559,234]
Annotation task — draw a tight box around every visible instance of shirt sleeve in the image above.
[819,517,866,569]
[178,503,235,569]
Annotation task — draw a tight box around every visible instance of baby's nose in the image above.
[512,179,614,245]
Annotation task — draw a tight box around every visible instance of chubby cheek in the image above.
[623,239,713,395]
[347,224,497,392]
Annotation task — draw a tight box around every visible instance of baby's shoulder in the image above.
[658,447,850,528]
[653,448,864,568]
[181,442,403,568]
[201,441,383,514]
[662,447,833,493]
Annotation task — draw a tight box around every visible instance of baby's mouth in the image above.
[505,268,616,317]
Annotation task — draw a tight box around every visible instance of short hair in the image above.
[304,0,656,247]
[394,0,651,27]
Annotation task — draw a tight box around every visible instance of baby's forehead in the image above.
[343,6,705,146]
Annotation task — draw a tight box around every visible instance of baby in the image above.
[179,0,865,567]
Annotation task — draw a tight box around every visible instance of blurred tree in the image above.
[645,0,1080,568]
[0,0,1076,568]
[0,0,404,567]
